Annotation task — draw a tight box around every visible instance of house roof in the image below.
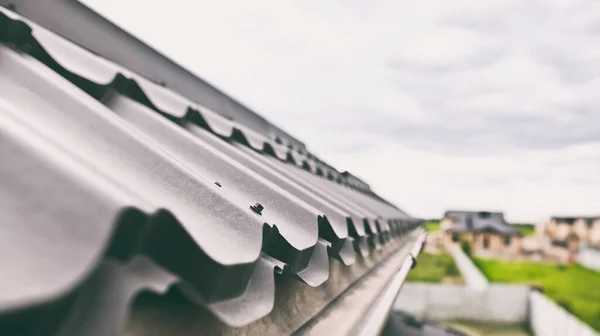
[583,217,600,226]
[444,210,504,218]
[551,216,600,226]
[0,3,422,335]
[551,217,579,224]
[444,210,521,236]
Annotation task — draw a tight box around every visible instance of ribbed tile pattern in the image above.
[0,7,422,335]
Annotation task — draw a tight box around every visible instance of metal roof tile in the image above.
[104,93,339,247]
[0,5,423,334]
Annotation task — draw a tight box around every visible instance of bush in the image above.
[460,239,472,256]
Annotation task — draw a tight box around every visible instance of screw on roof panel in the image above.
[250,203,264,215]
[214,182,222,187]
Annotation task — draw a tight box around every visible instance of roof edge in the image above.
[1,0,306,150]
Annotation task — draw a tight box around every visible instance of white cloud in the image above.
[83,0,600,222]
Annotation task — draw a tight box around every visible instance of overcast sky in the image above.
[84,0,600,222]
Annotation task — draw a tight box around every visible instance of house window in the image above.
[452,233,459,242]
[504,236,511,246]
[483,236,489,249]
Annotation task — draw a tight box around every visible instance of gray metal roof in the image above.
[0,4,422,335]
[551,216,599,226]
[550,216,579,224]
[444,210,521,236]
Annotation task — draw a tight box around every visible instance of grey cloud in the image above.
[325,89,600,156]
[442,10,508,36]
[385,109,600,155]
[584,20,600,35]
[325,140,374,154]
[533,46,599,84]
[385,49,505,75]
[379,8,600,156]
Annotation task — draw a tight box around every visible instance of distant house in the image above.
[441,210,523,256]
[574,217,600,246]
[545,217,578,251]
[545,216,600,252]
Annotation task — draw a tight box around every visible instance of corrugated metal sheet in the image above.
[0,5,422,335]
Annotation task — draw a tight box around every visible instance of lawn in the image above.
[473,258,600,332]
[406,252,462,283]
[422,220,441,232]
[444,321,531,336]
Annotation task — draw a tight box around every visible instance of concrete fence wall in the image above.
[394,283,530,323]
[417,242,600,335]
[448,244,489,290]
[578,247,600,272]
[530,291,599,336]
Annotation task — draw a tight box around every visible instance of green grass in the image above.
[445,321,531,336]
[407,252,461,283]
[422,220,441,232]
[473,258,600,332]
